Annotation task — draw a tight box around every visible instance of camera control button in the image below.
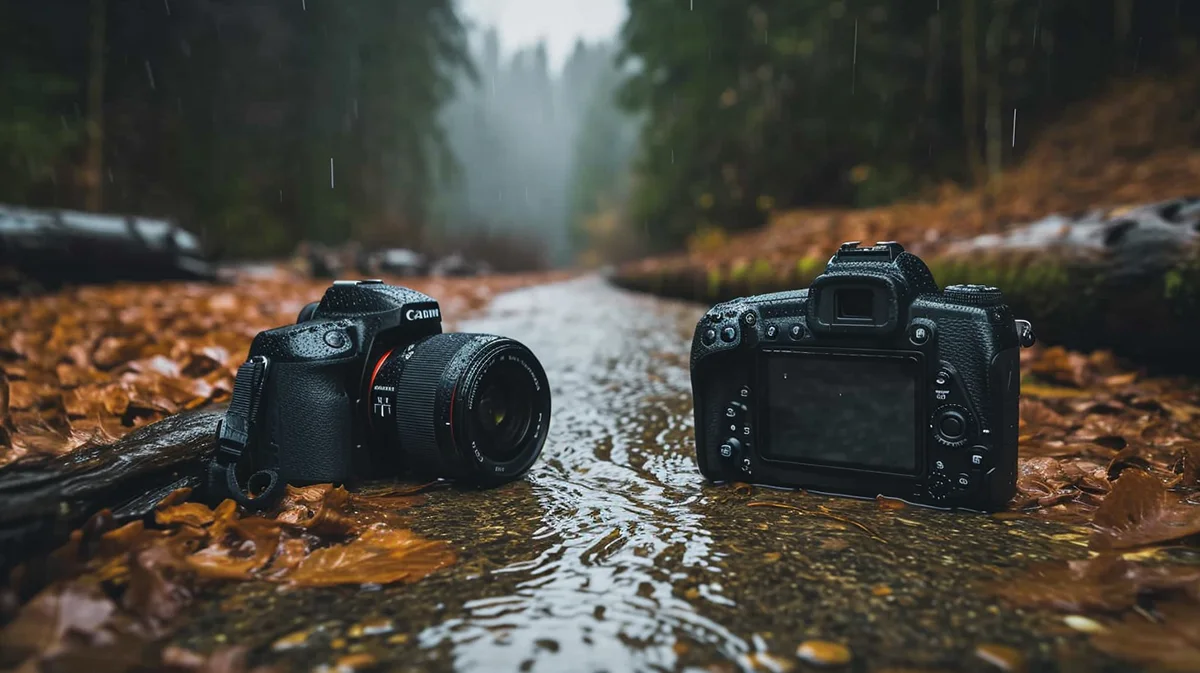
[356,279,385,285]
[702,328,717,345]
[765,324,778,339]
[788,324,804,340]
[933,405,970,447]
[954,472,973,490]
[927,473,953,501]
[721,326,737,342]
[939,414,964,439]
[945,284,1003,307]
[967,446,989,467]
[935,370,952,386]
[739,385,751,399]
[719,437,743,460]
[908,323,931,345]
[323,330,348,349]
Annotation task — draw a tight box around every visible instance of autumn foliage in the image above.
[0,268,557,467]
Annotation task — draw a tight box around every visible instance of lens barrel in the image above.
[367,333,551,485]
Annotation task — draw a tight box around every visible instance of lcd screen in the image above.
[760,352,920,473]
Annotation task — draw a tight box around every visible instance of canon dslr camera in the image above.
[690,242,1035,510]
[208,279,551,509]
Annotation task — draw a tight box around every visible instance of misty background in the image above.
[2,1,1199,273]
[434,0,640,267]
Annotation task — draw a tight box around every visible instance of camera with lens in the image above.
[207,279,551,509]
[689,242,1036,511]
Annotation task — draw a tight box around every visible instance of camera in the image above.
[689,242,1036,511]
[207,279,551,509]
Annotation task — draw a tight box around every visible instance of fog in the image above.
[434,27,641,267]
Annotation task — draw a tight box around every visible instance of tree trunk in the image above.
[960,0,985,187]
[82,0,106,212]
[984,0,1013,192]
[0,408,222,577]
[1115,0,1134,73]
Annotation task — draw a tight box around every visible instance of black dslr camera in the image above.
[208,279,551,509]
[690,242,1036,511]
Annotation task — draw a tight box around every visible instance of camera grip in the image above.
[261,358,357,484]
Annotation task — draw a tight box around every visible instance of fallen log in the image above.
[0,204,216,293]
[611,197,1200,372]
[0,408,222,578]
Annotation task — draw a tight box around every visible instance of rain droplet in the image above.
[1012,109,1017,147]
[145,61,156,90]
[852,18,858,94]
[163,0,170,16]
[329,158,334,189]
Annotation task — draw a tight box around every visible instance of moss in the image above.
[747,259,776,294]
[1165,268,1184,300]
[795,257,823,285]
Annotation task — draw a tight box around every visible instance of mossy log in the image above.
[612,198,1200,371]
[0,408,222,576]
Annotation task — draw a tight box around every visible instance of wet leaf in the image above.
[988,554,1200,612]
[973,644,1026,672]
[1089,600,1200,671]
[0,271,555,469]
[286,525,455,587]
[1091,469,1200,549]
[795,640,851,667]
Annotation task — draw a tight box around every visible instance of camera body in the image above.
[209,279,551,508]
[244,279,443,485]
[690,242,1032,511]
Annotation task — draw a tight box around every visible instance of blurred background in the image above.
[1,0,1199,278]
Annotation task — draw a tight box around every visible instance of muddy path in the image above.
[168,277,1134,672]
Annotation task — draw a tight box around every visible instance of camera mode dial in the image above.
[944,284,1003,307]
[926,472,954,502]
[932,404,971,448]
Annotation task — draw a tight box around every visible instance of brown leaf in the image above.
[285,525,455,587]
[1091,469,1200,549]
[989,554,1200,612]
[155,502,216,528]
[1090,600,1200,671]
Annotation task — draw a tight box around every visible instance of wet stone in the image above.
[796,641,852,667]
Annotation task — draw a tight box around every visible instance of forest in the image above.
[1,1,1199,264]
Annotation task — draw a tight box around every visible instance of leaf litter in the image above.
[0,267,561,671]
[1,484,454,672]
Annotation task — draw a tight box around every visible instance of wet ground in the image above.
[173,277,1123,672]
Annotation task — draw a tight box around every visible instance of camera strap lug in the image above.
[1015,319,1037,348]
[207,355,285,511]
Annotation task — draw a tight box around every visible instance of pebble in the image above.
[1063,615,1107,633]
[271,628,313,651]
[347,617,395,638]
[332,653,378,672]
[974,644,1027,672]
[795,640,852,667]
[738,651,794,672]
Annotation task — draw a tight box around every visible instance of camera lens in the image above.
[366,333,551,484]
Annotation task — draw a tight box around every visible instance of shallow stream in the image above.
[176,277,1115,672]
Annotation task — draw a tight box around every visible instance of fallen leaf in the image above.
[286,525,455,587]
[1090,600,1200,671]
[1091,469,1200,549]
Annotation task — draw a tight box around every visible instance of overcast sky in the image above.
[458,0,628,74]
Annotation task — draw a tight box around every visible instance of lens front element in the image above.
[367,333,551,484]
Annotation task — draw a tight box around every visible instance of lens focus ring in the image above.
[373,333,551,484]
